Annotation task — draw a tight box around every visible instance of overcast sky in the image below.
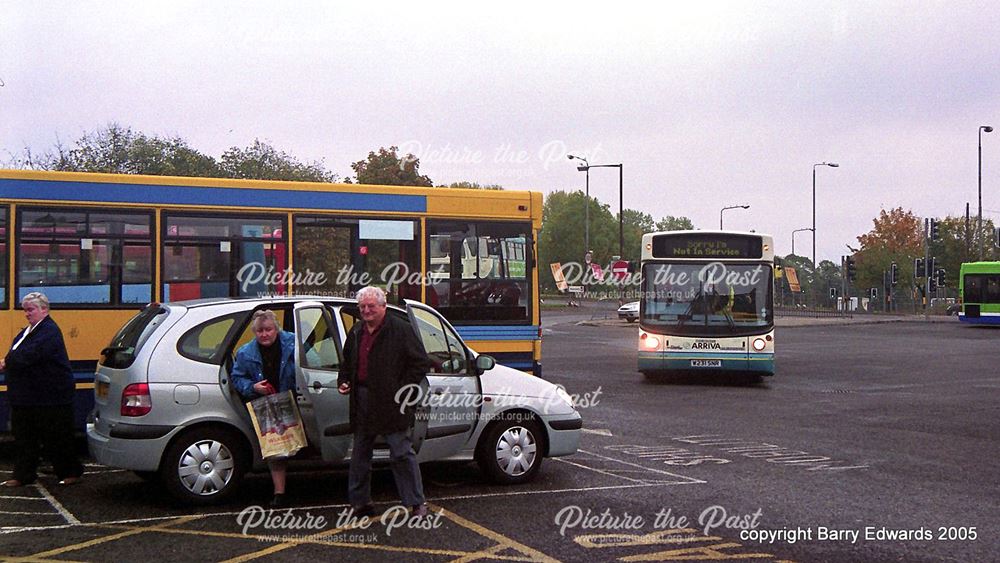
[3,1,1000,263]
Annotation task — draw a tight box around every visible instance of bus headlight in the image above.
[752,338,767,351]
[643,336,660,349]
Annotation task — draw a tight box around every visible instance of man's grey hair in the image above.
[251,309,279,330]
[356,286,387,306]
[21,292,50,311]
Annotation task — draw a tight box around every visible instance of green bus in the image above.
[958,262,1000,325]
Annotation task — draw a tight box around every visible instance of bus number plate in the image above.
[691,359,721,368]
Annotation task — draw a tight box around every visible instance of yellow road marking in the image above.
[6,516,200,562]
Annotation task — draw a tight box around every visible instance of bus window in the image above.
[163,214,286,301]
[426,221,531,323]
[17,208,153,306]
[292,217,420,304]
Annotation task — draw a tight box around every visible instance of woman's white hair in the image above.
[251,309,279,330]
[21,292,50,311]
[355,286,386,305]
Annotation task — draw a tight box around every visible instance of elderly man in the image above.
[1,292,83,487]
[338,286,431,517]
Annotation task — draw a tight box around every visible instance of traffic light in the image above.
[929,218,940,241]
[890,262,899,286]
[936,268,947,287]
[829,287,838,299]
[914,258,925,278]
[927,257,936,278]
[928,273,937,292]
[870,287,878,299]
[846,256,857,282]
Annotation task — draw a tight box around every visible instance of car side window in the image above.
[178,312,246,364]
[410,307,467,375]
[297,307,340,370]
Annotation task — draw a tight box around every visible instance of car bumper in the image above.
[87,422,175,472]
[542,412,582,457]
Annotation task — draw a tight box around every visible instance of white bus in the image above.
[637,230,775,377]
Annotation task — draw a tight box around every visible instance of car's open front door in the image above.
[293,302,352,461]
[403,300,481,462]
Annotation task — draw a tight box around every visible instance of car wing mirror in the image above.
[474,354,496,375]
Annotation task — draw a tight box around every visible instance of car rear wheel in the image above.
[476,416,544,485]
[162,427,248,505]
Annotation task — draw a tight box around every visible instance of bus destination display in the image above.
[651,234,763,259]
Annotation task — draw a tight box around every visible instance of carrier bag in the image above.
[246,390,308,459]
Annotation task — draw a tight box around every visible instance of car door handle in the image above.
[313,381,322,390]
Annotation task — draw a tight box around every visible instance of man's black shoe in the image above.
[411,503,429,517]
[352,504,377,518]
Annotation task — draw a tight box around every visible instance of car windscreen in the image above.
[641,262,773,337]
[100,304,168,369]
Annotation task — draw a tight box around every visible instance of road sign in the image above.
[612,260,629,280]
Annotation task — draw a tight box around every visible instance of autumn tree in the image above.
[854,207,923,300]
[219,139,336,182]
[350,146,432,186]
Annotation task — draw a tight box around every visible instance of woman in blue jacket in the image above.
[1,292,83,487]
[231,310,296,507]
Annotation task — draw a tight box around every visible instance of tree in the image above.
[350,146,432,186]
[10,123,339,183]
[655,216,694,231]
[619,209,655,262]
[219,139,337,182]
[854,207,923,296]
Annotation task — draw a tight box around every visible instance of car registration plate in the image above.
[690,359,722,368]
[96,380,109,400]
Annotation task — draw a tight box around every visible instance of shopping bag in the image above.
[246,390,308,460]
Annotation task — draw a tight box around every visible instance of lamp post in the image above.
[568,154,590,259]
[569,157,624,258]
[791,227,812,256]
[812,162,839,272]
[979,125,993,260]
[720,205,750,229]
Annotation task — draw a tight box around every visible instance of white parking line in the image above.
[35,483,81,526]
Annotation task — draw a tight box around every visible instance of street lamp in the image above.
[979,125,993,260]
[567,154,590,258]
[720,205,750,229]
[791,227,813,256]
[568,157,625,258]
[812,162,839,271]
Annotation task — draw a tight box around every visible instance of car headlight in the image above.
[554,385,575,408]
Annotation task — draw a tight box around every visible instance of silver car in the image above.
[87,297,582,505]
[617,300,639,322]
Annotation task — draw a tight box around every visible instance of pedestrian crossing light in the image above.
[870,287,878,299]
[829,287,838,299]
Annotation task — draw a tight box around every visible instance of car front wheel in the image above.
[477,417,544,485]
[161,427,248,505]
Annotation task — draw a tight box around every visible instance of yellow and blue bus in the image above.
[0,169,543,429]
[637,230,775,376]
[958,261,1000,325]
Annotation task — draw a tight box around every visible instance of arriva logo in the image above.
[691,342,722,350]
